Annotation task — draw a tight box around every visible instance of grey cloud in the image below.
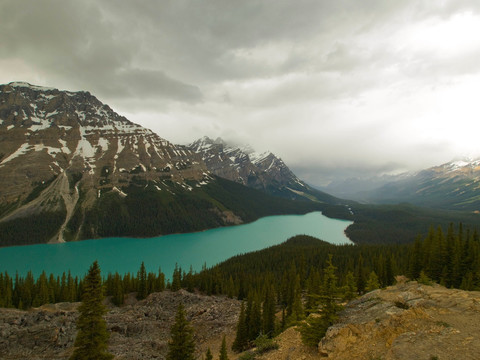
[0,0,201,104]
[2,0,479,184]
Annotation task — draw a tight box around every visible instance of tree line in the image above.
[2,223,479,357]
[1,223,479,311]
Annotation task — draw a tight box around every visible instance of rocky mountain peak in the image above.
[0,82,211,244]
[186,136,334,202]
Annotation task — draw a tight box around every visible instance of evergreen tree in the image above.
[286,275,304,325]
[343,271,357,301]
[112,272,124,306]
[262,284,276,337]
[365,271,380,292]
[247,293,262,342]
[33,271,49,307]
[205,347,213,360]
[219,335,229,360]
[137,261,147,300]
[156,267,166,292]
[356,255,366,294]
[171,264,182,292]
[300,255,342,347]
[70,261,113,360]
[167,303,195,360]
[232,302,248,352]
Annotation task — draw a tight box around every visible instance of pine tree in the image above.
[232,302,248,352]
[300,255,342,347]
[287,275,304,325]
[343,271,357,301]
[262,284,276,337]
[112,272,124,306]
[167,303,195,360]
[171,264,182,292]
[33,271,49,307]
[137,261,147,300]
[365,271,380,292]
[205,347,213,360]
[219,335,229,360]
[356,255,366,294]
[70,261,113,360]
[247,293,262,341]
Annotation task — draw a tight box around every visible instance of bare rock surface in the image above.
[257,281,480,360]
[318,281,480,360]
[3,282,480,360]
[0,290,240,360]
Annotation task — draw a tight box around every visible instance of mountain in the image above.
[0,82,321,246]
[363,158,480,211]
[188,136,338,203]
[319,173,413,202]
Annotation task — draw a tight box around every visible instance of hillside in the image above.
[0,82,322,246]
[0,290,241,360]
[1,282,479,359]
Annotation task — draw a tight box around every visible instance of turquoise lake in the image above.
[0,212,352,279]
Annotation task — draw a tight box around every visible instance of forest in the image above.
[1,222,479,353]
[1,223,478,309]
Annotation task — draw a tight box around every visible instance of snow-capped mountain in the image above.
[353,158,480,211]
[0,82,325,246]
[0,82,214,244]
[0,82,207,197]
[188,136,337,203]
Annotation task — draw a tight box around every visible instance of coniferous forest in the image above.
[1,223,479,311]
[1,223,480,354]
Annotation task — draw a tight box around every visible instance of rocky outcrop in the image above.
[318,280,480,360]
[0,290,240,360]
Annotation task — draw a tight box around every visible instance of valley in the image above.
[1,81,480,360]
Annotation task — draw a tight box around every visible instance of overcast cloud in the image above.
[2,0,480,185]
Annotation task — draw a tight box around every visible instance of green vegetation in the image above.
[1,223,479,354]
[70,261,113,360]
[166,303,196,360]
[345,203,480,244]
[0,210,66,246]
[205,347,213,360]
[219,335,229,360]
[2,223,479,312]
[73,176,323,241]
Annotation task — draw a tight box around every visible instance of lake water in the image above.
[0,211,352,279]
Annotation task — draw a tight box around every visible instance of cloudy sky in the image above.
[2,0,480,185]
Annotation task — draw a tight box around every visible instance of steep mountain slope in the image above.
[0,82,321,246]
[189,136,338,203]
[365,158,480,211]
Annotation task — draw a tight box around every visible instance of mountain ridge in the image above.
[0,82,324,246]
[188,136,338,204]
[362,157,480,211]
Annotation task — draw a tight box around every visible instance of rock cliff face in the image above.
[0,290,240,360]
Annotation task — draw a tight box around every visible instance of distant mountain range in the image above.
[0,82,327,246]
[324,158,480,212]
[188,136,336,203]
